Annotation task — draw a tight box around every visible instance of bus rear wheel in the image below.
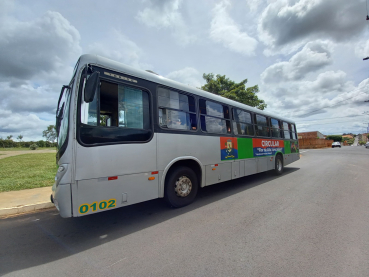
[274,155,284,175]
[164,166,198,208]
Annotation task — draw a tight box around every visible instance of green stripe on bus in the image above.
[237,137,254,159]
[284,140,291,154]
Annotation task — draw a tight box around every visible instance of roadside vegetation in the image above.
[0,153,57,192]
[0,125,57,150]
[325,135,342,142]
[0,139,57,149]
[343,137,355,145]
[0,147,56,152]
[325,135,356,145]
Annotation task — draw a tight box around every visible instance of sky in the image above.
[1,0,369,141]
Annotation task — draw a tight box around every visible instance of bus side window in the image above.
[158,87,197,131]
[255,114,270,137]
[232,108,254,136]
[200,99,231,134]
[270,118,281,138]
[291,124,298,139]
[283,122,291,139]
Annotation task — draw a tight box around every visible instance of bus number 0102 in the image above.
[79,199,116,214]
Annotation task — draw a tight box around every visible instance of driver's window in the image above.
[80,79,149,129]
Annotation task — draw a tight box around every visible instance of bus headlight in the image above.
[55,164,68,187]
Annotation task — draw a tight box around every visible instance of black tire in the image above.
[164,166,198,208]
[274,155,284,175]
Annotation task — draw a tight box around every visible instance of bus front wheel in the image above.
[164,166,198,208]
[274,155,284,175]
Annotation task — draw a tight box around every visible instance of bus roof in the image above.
[78,54,295,124]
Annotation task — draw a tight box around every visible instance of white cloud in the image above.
[0,11,81,82]
[0,109,54,141]
[166,67,203,88]
[355,39,369,59]
[87,30,151,70]
[263,74,364,120]
[136,0,195,45]
[210,0,258,56]
[246,0,263,13]
[311,71,349,93]
[259,0,365,55]
[0,9,81,140]
[0,82,58,114]
[261,40,333,83]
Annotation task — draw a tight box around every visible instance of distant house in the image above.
[342,135,354,139]
[298,131,325,139]
[358,133,368,142]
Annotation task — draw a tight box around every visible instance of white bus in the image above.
[51,54,300,218]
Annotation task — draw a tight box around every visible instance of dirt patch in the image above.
[0,150,56,160]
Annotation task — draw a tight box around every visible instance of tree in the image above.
[17,135,23,142]
[200,73,267,110]
[325,135,342,142]
[6,135,13,140]
[42,125,57,143]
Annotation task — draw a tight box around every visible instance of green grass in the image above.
[0,153,57,192]
[0,147,56,151]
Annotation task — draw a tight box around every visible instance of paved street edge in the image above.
[0,202,55,217]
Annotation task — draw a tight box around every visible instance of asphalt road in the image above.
[1,146,369,277]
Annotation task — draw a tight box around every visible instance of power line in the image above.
[297,119,367,126]
[296,92,367,118]
[296,114,368,122]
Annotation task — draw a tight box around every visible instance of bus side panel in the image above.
[157,133,219,187]
[285,153,300,165]
[244,158,257,176]
[239,160,245,177]
[157,133,219,169]
[75,172,159,216]
[232,161,240,179]
[293,153,300,162]
[205,162,232,186]
[75,136,157,180]
[284,154,292,165]
[257,157,268,172]
[267,156,275,171]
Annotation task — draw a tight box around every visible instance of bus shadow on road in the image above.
[0,167,299,275]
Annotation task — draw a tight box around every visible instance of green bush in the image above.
[0,139,17,148]
[44,141,57,148]
[29,143,38,150]
[326,135,342,142]
[37,140,46,147]
[359,141,366,145]
[22,141,33,148]
[343,137,355,145]
[0,138,57,149]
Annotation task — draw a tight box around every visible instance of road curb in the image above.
[0,202,55,217]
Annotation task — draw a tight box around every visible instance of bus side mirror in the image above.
[84,71,100,103]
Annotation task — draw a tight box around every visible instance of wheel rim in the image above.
[175,176,192,197]
[277,159,282,171]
